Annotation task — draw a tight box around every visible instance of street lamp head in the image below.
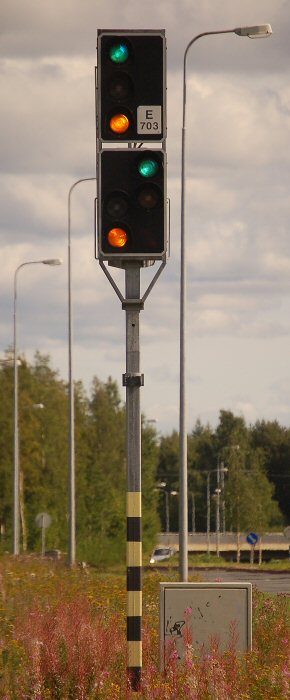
[234,24,272,38]
[42,258,63,266]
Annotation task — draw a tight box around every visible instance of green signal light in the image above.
[109,43,129,64]
[138,159,159,178]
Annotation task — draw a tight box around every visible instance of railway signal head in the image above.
[97,30,166,142]
[97,149,166,261]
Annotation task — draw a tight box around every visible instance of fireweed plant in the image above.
[0,557,288,699]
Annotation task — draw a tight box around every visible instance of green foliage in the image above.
[0,358,13,545]
[156,431,179,531]
[188,422,215,531]
[0,354,160,565]
[215,409,249,452]
[251,419,290,522]
[81,376,127,566]
[141,418,160,553]
[0,350,288,568]
[156,409,287,537]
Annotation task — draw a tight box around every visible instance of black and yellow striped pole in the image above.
[123,262,143,691]
[127,491,142,689]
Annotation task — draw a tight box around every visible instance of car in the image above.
[150,547,176,564]
[44,549,62,560]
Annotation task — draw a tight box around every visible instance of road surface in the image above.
[190,567,290,594]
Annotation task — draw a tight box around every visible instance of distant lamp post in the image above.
[206,466,228,556]
[13,257,62,556]
[214,486,222,557]
[215,462,229,557]
[157,482,178,538]
[190,492,196,533]
[165,490,178,536]
[179,23,272,581]
[218,445,240,535]
[220,461,227,534]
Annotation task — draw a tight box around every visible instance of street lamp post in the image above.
[191,492,196,533]
[206,472,211,555]
[167,490,178,535]
[220,461,226,534]
[218,445,240,535]
[216,458,222,557]
[179,23,272,581]
[215,481,222,558]
[215,462,229,557]
[164,491,170,534]
[157,482,178,539]
[67,177,96,567]
[206,466,228,556]
[13,258,62,556]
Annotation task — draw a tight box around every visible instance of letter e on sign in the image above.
[137,105,162,135]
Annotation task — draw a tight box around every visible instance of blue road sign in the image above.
[247,532,259,546]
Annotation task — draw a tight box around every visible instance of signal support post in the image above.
[95,28,167,692]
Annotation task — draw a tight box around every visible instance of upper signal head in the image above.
[97,30,166,142]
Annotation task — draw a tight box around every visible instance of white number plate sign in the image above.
[137,105,162,135]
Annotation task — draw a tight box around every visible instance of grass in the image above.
[188,553,290,569]
[0,555,289,698]
[148,552,290,570]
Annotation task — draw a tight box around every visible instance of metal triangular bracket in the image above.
[99,259,166,308]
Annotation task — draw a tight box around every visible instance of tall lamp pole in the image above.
[215,463,221,558]
[13,258,62,556]
[179,23,272,582]
[206,466,228,556]
[67,177,96,566]
[206,472,211,555]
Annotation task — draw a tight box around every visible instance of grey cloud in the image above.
[1,0,289,74]
[1,0,290,433]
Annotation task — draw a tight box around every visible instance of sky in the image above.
[1,0,290,436]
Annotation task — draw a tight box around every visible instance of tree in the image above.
[0,353,14,546]
[82,376,126,566]
[188,421,215,532]
[141,418,160,553]
[225,447,282,561]
[0,351,69,553]
[251,419,290,523]
[22,353,69,552]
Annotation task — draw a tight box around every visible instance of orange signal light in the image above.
[109,113,130,134]
[107,227,128,248]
